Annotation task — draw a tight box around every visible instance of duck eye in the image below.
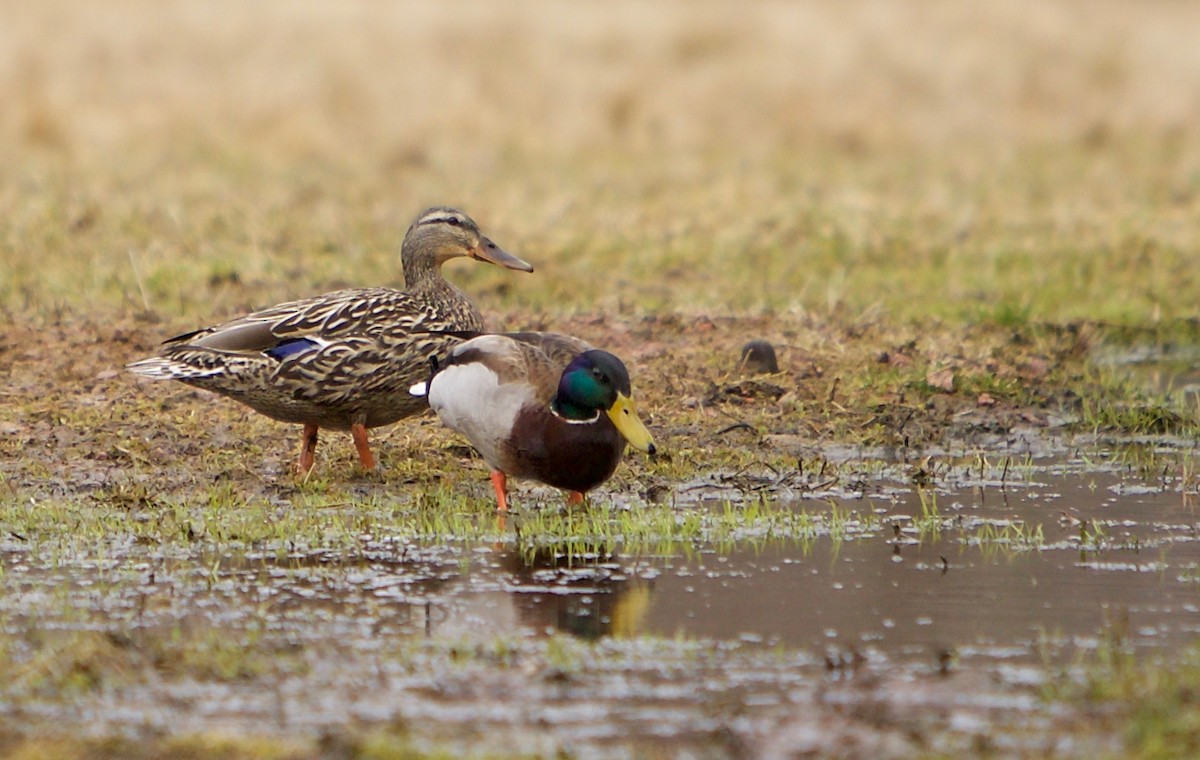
[446,217,461,227]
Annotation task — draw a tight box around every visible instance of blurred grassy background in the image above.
[2,0,1199,324]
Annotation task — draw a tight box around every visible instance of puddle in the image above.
[4,457,1199,666]
[366,467,1200,664]
[1094,342,1200,401]
[2,448,1200,754]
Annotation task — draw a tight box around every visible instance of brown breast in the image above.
[502,405,627,494]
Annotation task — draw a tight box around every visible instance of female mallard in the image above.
[411,332,656,511]
[127,207,533,473]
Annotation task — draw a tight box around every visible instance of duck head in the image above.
[553,350,656,454]
[403,206,534,283]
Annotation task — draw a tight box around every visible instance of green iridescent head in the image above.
[554,350,656,453]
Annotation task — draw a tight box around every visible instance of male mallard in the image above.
[411,332,656,511]
[127,207,533,473]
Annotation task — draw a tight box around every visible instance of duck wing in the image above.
[440,332,592,404]
[163,287,452,355]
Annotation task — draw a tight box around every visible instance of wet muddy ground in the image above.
[4,446,1200,756]
[2,314,1200,757]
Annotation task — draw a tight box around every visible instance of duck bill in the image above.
[605,393,656,453]
[473,237,534,272]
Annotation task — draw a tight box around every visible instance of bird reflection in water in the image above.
[497,542,653,640]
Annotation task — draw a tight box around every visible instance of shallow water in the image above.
[3,447,1199,754]
[1096,342,1200,401]
[6,456,1196,667]
[407,467,1200,665]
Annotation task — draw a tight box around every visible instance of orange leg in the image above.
[566,491,585,506]
[351,423,376,470]
[490,470,509,512]
[297,423,319,474]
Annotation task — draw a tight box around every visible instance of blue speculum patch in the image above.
[265,338,319,361]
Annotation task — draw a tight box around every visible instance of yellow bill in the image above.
[605,393,657,454]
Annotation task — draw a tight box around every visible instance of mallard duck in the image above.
[410,331,656,511]
[127,207,533,473]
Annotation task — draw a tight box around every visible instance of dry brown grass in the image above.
[2,0,1199,322]
[5,1,1199,157]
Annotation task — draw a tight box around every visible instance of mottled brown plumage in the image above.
[127,207,533,473]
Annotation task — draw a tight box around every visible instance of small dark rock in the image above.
[738,340,779,374]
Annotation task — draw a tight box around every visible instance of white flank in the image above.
[428,361,533,468]
[409,381,428,397]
